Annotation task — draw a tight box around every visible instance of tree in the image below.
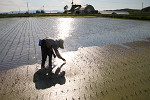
[36,10,40,13]
[64,5,68,13]
[41,10,45,13]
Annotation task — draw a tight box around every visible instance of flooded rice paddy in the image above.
[0,17,150,70]
[0,17,150,100]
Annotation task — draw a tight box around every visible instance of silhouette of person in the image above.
[39,37,66,70]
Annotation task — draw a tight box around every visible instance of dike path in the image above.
[0,38,150,100]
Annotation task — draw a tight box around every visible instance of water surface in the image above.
[0,17,150,70]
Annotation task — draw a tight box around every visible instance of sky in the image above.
[0,0,150,12]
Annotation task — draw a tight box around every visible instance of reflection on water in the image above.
[0,18,150,70]
[56,18,74,40]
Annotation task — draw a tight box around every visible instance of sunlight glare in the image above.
[56,18,74,40]
[53,51,75,66]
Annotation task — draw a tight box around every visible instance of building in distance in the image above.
[66,4,98,14]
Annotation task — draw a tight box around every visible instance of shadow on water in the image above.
[33,63,66,89]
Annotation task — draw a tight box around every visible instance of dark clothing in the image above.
[41,39,55,68]
[43,37,58,53]
[41,45,53,67]
[40,37,64,69]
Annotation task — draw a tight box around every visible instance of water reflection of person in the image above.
[39,37,66,70]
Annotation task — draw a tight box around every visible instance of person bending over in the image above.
[39,37,66,70]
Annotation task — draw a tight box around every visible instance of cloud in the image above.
[66,0,82,4]
[0,0,26,12]
[0,0,25,6]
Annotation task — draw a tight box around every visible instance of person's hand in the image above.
[62,58,66,61]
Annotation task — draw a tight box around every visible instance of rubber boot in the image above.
[48,65,52,72]
[41,61,45,69]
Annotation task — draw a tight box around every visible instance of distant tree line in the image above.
[36,10,45,13]
[142,6,150,12]
[64,5,68,13]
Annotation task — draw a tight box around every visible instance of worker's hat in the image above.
[59,39,64,49]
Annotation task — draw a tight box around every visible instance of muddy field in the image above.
[0,18,150,100]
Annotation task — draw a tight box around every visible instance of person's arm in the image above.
[55,50,66,61]
[52,43,66,61]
